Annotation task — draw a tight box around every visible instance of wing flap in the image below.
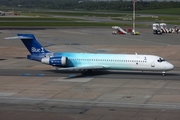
[56,66,104,70]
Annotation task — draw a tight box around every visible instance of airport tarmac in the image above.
[0,27,180,120]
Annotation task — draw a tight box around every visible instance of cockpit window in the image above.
[157,58,165,62]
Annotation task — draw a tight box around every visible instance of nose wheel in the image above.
[162,71,166,76]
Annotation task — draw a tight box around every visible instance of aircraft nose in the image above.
[167,63,174,70]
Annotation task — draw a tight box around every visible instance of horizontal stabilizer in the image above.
[5,36,33,40]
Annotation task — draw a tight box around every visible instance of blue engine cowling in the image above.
[41,56,68,66]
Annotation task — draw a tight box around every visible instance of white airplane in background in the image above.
[6,34,174,76]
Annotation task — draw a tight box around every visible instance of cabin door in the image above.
[151,62,155,67]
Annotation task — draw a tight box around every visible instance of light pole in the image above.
[133,0,135,33]
[132,0,137,34]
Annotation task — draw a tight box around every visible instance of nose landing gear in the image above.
[162,71,166,76]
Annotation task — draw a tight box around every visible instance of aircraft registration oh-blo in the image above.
[5,34,174,76]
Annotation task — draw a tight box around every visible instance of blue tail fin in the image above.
[17,34,49,55]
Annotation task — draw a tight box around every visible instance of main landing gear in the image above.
[81,70,93,75]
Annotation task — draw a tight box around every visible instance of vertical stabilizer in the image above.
[17,34,49,54]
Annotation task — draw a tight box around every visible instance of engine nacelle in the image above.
[41,56,68,66]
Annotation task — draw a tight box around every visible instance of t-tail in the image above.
[5,34,50,61]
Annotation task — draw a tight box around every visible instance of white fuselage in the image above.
[42,52,174,72]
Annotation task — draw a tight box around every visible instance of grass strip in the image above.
[0,21,147,27]
[0,17,84,21]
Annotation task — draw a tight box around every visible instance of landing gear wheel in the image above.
[81,70,93,75]
[162,71,166,76]
[81,70,87,75]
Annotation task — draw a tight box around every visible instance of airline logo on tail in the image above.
[31,47,45,53]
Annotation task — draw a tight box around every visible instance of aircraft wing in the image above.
[56,65,104,70]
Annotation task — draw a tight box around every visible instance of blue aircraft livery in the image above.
[5,34,174,75]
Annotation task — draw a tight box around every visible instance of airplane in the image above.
[5,34,174,76]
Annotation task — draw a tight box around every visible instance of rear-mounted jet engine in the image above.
[41,56,68,66]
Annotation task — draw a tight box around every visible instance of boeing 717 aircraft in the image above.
[6,34,174,76]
